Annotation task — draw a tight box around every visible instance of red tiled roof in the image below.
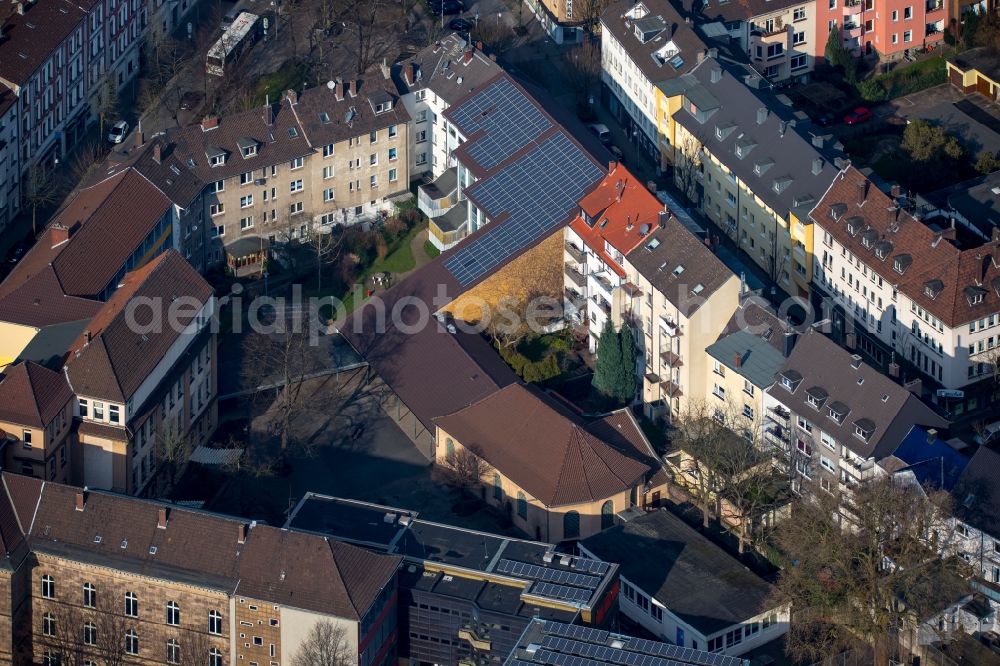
[810,166,1000,328]
[65,251,213,402]
[0,361,71,427]
[434,384,656,507]
[572,164,664,277]
[236,526,399,619]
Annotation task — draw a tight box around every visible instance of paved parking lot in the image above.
[892,83,1000,156]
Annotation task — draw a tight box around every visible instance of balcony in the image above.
[661,379,684,397]
[427,205,469,251]
[566,290,587,313]
[565,265,586,288]
[843,0,863,14]
[660,350,683,367]
[591,295,611,319]
[659,316,681,337]
[565,242,586,265]
[621,282,642,298]
[590,273,615,299]
[417,167,458,219]
[926,0,944,13]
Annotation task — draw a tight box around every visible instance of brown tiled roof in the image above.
[165,98,311,184]
[0,361,71,427]
[65,251,213,402]
[767,329,948,459]
[0,266,102,328]
[0,475,28,568]
[0,83,14,117]
[720,298,791,354]
[0,0,86,88]
[293,73,410,147]
[699,0,809,23]
[600,0,707,85]
[625,216,736,316]
[237,526,399,619]
[2,473,42,535]
[97,138,207,207]
[391,35,503,106]
[434,384,656,507]
[810,166,1000,328]
[344,260,517,432]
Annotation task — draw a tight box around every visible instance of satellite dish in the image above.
[326,80,335,90]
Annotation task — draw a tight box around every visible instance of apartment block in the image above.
[523,0,587,44]
[699,0,818,81]
[0,362,74,484]
[762,329,947,506]
[581,510,789,657]
[950,446,1000,626]
[815,0,946,60]
[433,384,666,542]
[0,473,401,666]
[0,88,19,233]
[563,162,664,351]
[600,0,707,165]
[621,216,740,422]
[666,58,839,298]
[810,166,1000,419]
[166,74,409,273]
[63,250,217,495]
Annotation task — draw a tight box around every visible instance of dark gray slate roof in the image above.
[672,58,840,219]
[706,329,786,388]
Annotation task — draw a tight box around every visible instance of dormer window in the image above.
[853,418,875,441]
[860,229,877,249]
[828,400,849,423]
[874,240,892,261]
[374,101,393,113]
[830,203,847,220]
[780,370,802,392]
[754,159,774,176]
[923,279,943,300]
[805,386,828,410]
[893,254,912,275]
[241,144,256,158]
[966,286,987,306]
[206,145,226,167]
[773,177,792,194]
[846,217,862,237]
[210,154,225,166]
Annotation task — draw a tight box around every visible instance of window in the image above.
[166,601,180,626]
[290,201,304,215]
[370,129,377,143]
[241,144,257,158]
[904,5,912,18]
[370,153,378,166]
[212,225,225,238]
[791,54,807,70]
[743,404,754,419]
[388,124,398,138]
[892,33,899,44]
[93,402,104,419]
[903,30,912,41]
[42,612,55,637]
[323,187,335,202]
[322,165,334,179]
[83,582,96,608]
[713,360,725,376]
[564,511,580,539]
[370,174,378,188]
[517,492,528,519]
[240,194,253,208]
[793,6,806,19]
[601,500,614,530]
[166,639,181,664]
[743,379,755,396]
[289,179,303,193]
[240,216,254,230]
[493,472,502,500]
[290,157,304,170]
[240,171,253,185]
[210,648,223,666]
[79,398,89,418]
[892,9,898,20]
[820,430,836,451]
[793,31,806,45]
[388,147,397,161]
[322,143,334,157]
[41,574,54,599]
[22,429,31,447]
[209,610,223,635]
[126,630,139,655]
[415,129,427,143]
[210,203,225,216]
[83,622,97,646]
[125,591,138,617]
[708,636,723,652]
[416,152,427,166]
[389,168,398,182]
[820,456,836,473]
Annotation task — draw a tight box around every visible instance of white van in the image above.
[589,123,611,144]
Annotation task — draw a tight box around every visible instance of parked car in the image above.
[107,119,130,144]
[429,0,464,15]
[813,112,832,127]
[179,91,205,111]
[449,17,473,31]
[589,123,611,145]
[7,240,31,264]
[610,146,624,163]
[843,107,873,125]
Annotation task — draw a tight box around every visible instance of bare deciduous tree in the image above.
[771,475,969,666]
[438,444,493,495]
[563,39,601,106]
[334,0,391,74]
[23,163,59,235]
[155,423,192,494]
[475,17,516,58]
[674,133,704,206]
[292,621,353,666]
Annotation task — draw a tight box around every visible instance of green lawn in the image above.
[423,240,440,259]
[253,61,308,107]
[859,56,948,101]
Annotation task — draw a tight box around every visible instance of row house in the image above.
[0,0,147,229]
[0,473,400,666]
[815,0,947,60]
[809,165,1000,420]
[698,0,818,82]
[166,72,409,271]
[762,329,947,513]
[620,216,740,423]
[666,58,840,299]
[432,383,666,542]
[0,362,74,484]
[563,162,664,351]
[64,250,217,496]
[600,0,707,167]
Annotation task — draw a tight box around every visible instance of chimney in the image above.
[904,378,922,396]
[783,330,797,357]
[734,352,743,368]
[50,223,70,247]
[335,79,344,101]
[152,143,162,164]
[891,183,902,198]
[200,115,219,131]
[347,79,357,97]
[811,135,824,149]
[778,120,787,137]
[708,47,718,58]
[476,40,483,50]
[264,94,273,126]
[927,427,938,444]
[463,48,473,65]
[134,126,144,150]
[658,211,668,229]
[710,67,722,83]
[756,107,768,124]
[697,50,706,64]
[405,63,416,86]
[157,507,168,529]
[75,492,84,512]
[609,159,618,173]
[238,523,247,544]
[850,354,863,369]
[286,89,298,105]
[489,54,497,61]
[16,2,25,14]
[626,215,633,231]
[811,158,823,176]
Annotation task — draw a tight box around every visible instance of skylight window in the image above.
[672,265,685,276]
[288,127,299,138]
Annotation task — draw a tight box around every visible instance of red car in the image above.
[843,107,874,125]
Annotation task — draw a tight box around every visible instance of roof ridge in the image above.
[552,427,590,505]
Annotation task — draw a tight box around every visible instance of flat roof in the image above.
[506,619,749,666]
[287,494,618,612]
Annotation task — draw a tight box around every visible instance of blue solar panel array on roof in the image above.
[448,77,552,172]
[443,132,603,286]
